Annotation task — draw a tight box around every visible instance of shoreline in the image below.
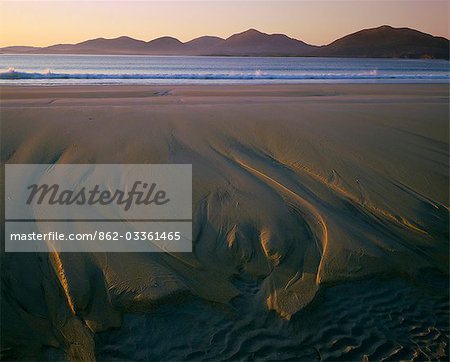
[1,80,449,86]
[2,82,449,96]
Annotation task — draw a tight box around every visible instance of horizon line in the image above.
[2,24,449,49]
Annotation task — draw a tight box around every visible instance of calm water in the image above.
[0,54,448,85]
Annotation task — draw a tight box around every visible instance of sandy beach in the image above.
[1,84,449,360]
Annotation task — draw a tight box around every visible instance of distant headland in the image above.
[1,25,449,59]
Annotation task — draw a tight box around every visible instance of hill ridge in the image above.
[1,26,448,59]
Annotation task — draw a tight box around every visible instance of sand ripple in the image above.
[1,84,448,360]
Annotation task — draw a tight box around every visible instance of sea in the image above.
[0,54,449,85]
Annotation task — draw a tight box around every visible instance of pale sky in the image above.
[0,1,448,47]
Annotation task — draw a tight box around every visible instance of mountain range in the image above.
[2,26,449,59]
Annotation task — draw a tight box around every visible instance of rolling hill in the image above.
[1,26,448,59]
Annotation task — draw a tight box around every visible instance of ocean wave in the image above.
[1,69,448,80]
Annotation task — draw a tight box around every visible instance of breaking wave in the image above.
[1,68,448,81]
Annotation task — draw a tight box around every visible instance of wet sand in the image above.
[1,84,449,360]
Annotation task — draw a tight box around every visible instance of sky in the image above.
[0,1,448,47]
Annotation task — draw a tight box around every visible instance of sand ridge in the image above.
[1,84,449,360]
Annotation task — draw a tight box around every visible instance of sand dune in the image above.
[1,84,449,360]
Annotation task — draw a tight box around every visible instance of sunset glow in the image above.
[0,1,448,47]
